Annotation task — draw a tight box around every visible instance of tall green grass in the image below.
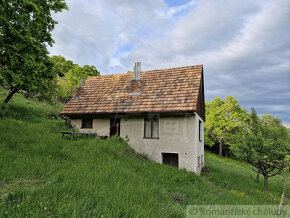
[0,92,288,217]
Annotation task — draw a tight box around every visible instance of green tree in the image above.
[0,0,68,103]
[48,55,100,102]
[48,55,74,102]
[69,64,99,85]
[205,96,248,157]
[233,109,289,192]
[50,55,74,77]
[57,63,100,101]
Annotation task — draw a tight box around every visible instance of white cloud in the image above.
[49,0,290,122]
[167,0,197,16]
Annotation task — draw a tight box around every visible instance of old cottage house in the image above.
[60,63,205,175]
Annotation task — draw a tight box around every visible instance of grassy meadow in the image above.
[0,91,289,217]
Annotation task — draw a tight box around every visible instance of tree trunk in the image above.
[219,141,222,158]
[279,173,287,211]
[256,169,260,181]
[4,88,18,104]
[264,175,268,192]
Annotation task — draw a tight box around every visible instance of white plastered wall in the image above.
[120,114,204,175]
[69,114,204,175]
[69,118,110,136]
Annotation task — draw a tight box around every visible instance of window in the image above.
[82,118,93,129]
[144,117,159,139]
[199,120,202,142]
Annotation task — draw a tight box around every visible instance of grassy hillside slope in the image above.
[0,92,289,217]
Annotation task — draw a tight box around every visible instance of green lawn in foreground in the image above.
[0,92,289,217]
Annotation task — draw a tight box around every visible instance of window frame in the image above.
[81,118,93,129]
[143,117,159,139]
[199,120,202,142]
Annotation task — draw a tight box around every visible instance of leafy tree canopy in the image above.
[205,96,249,157]
[232,109,290,192]
[50,55,74,77]
[0,0,68,103]
[49,55,100,102]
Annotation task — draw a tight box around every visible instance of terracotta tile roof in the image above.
[60,65,204,118]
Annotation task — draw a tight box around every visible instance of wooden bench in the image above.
[98,135,108,140]
[61,131,97,140]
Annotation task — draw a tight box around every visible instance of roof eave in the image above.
[59,109,197,117]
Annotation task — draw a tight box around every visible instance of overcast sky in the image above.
[49,0,290,124]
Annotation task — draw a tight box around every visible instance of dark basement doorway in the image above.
[162,153,178,168]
